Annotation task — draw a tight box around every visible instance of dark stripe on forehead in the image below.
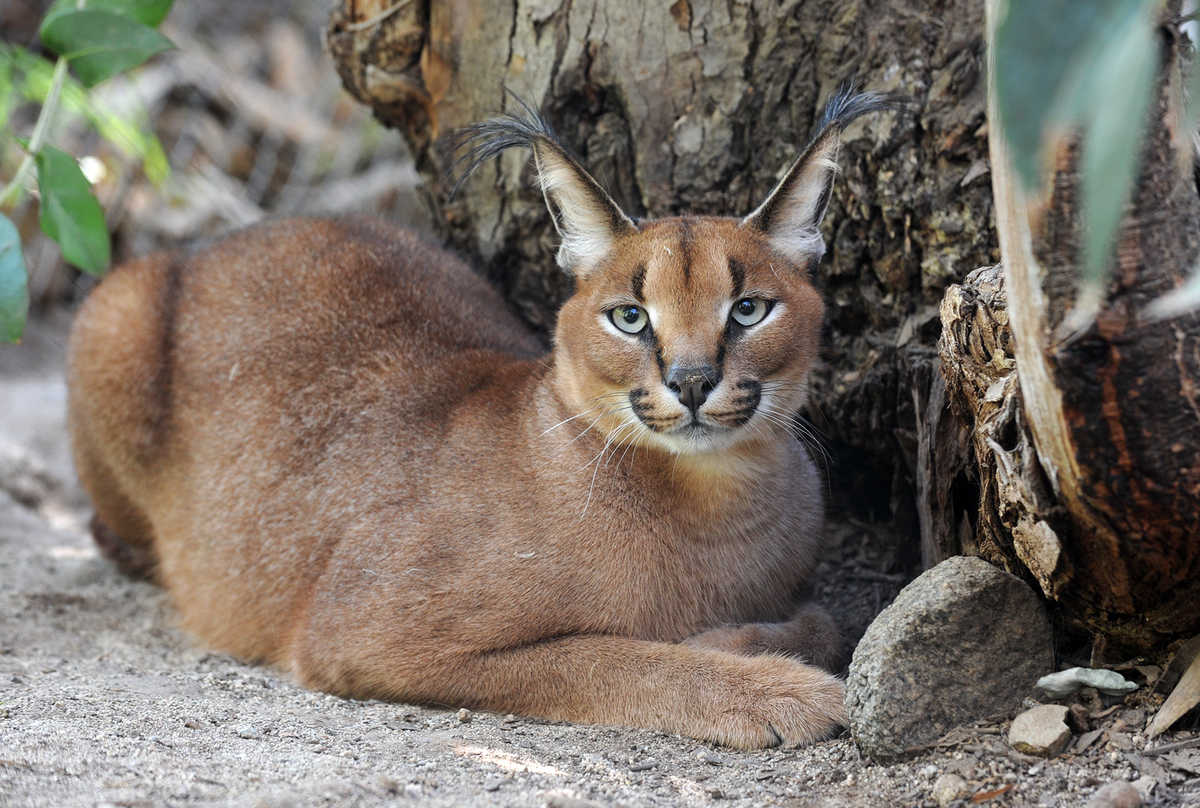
[678,218,693,285]
[728,258,745,297]
[631,263,646,301]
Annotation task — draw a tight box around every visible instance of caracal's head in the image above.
[457,89,886,456]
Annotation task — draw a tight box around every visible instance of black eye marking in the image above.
[631,263,646,302]
[728,257,745,298]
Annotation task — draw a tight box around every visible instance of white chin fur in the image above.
[642,420,751,455]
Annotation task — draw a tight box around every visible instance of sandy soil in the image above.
[1,315,1197,808]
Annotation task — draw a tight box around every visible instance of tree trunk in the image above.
[936,3,1200,656]
[325,0,997,548]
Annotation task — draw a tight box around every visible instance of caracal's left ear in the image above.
[742,86,890,266]
[453,93,637,278]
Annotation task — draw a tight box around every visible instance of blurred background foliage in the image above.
[1,0,428,340]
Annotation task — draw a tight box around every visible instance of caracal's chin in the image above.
[640,415,767,456]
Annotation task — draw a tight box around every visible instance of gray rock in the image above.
[1008,704,1071,756]
[845,556,1053,760]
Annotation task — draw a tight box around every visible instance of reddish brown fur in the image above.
[67,98,873,745]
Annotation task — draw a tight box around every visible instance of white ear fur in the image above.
[531,145,634,275]
[742,87,888,266]
[453,99,637,278]
[741,131,841,264]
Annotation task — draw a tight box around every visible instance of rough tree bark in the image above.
[937,5,1200,655]
[326,0,997,548]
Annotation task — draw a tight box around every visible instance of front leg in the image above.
[684,601,845,672]
[293,634,845,749]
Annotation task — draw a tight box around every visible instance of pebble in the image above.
[1085,781,1142,808]
[628,759,657,772]
[931,773,968,807]
[234,724,261,740]
[1008,704,1071,756]
[697,750,723,765]
[1036,667,1138,698]
[456,708,472,723]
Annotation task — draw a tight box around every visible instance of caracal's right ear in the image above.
[742,85,891,267]
[453,94,637,278]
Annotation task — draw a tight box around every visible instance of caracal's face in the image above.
[554,216,825,456]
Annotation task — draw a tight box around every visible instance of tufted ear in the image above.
[454,95,636,277]
[742,86,890,266]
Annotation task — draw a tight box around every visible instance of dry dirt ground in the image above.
[2,315,1199,808]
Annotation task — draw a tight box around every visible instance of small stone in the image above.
[1009,705,1071,757]
[629,759,657,772]
[846,556,1054,761]
[697,750,723,765]
[1036,667,1138,699]
[931,773,968,807]
[1085,781,1143,808]
[234,724,261,740]
[404,784,422,799]
[456,708,472,723]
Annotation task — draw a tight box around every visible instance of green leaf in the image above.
[993,0,1158,191]
[992,0,1160,332]
[1078,15,1157,299]
[6,45,170,184]
[40,9,174,88]
[0,214,29,344]
[45,0,174,28]
[35,146,111,275]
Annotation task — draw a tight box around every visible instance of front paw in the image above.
[700,656,847,749]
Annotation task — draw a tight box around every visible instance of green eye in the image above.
[609,305,649,334]
[731,298,771,327]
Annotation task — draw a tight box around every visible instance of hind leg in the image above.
[90,514,157,580]
[71,426,160,581]
[67,254,174,582]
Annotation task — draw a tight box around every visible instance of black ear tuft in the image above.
[813,83,894,138]
[449,92,636,275]
[449,93,561,199]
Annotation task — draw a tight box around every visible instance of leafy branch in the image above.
[992,0,1200,331]
[0,0,175,342]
